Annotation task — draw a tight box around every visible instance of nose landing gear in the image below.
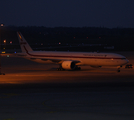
[117,68,120,72]
[117,66,122,72]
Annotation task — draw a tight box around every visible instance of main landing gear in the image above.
[117,66,122,72]
[57,67,65,71]
[57,65,65,71]
[57,65,64,71]
[75,66,81,70]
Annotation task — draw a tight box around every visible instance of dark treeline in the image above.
[0,26,134,51]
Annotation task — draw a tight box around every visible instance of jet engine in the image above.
[61,61,76,70]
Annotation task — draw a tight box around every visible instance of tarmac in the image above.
[0,51,134,120]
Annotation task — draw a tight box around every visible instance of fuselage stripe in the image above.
[23,46,125,60]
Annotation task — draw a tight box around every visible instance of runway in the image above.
[0,52,134,120]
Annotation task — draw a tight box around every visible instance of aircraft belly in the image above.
[82,59,125,66]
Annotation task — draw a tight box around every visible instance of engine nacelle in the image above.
[61,61,76,70]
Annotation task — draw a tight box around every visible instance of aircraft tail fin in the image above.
[17,32,33,53]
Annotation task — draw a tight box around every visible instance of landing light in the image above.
[4,40,6,43]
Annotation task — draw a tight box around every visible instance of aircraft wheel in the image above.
[117,69,120,72]
[57,68,64,71]
[78,67,81,70]
[75,66,81,70]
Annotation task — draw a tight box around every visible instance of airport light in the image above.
[0,23,5,75]
[10,41,12,44]
[2,51,5,54]
[0,23,4,26]
[4,39,6,44]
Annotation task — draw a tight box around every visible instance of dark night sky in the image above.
[0,0,134,28]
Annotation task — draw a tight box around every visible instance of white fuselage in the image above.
[24,50,128,67]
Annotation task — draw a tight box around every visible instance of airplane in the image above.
[17,32,129,72]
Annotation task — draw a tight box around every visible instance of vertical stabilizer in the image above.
[17,32,33,53]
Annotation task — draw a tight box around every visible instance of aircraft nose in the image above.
[125,59,129,64]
